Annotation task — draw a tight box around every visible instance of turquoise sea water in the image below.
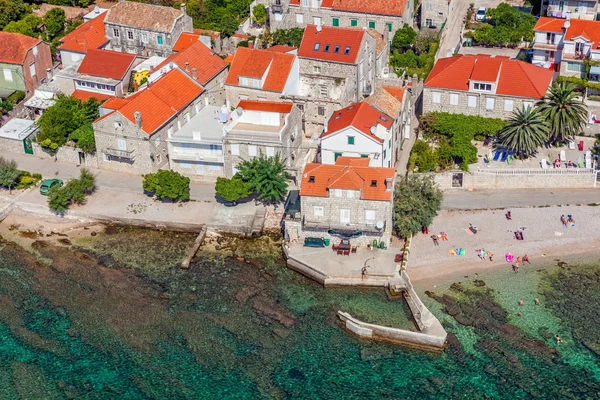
[1,228,599,399]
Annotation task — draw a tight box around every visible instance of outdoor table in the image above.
[338,239,351,251]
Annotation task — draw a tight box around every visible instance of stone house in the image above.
[54,49,140,101]
[423,55,554,120]
[543,0,597,20]
[172,31,221,55]
[93,68,204,174]
[150,40,229,105]
[289,25,379,136]
[0,118,38,155]
[420,0,451,29]
[0,32,53,99]
[284,156,396,246]
[104,1,193,57]
[259,0,412,38]
[222,100,303,179]
[224,47,299,107]
[58,12,109,68]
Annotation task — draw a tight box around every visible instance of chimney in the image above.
[134,111,142,129]
[248,40,254,49]
[191,67,197,80]
[46,68,52,81]
[180,3,187,14]
[385,177,393,191]
[185,62,190,73]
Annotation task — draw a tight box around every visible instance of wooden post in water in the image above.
[181,226,207,269]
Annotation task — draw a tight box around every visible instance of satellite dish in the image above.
[370,126,377,134]
[235,107,243,116]
[376,221,384,230]
[316,25,322,32]
[564,20,571,29]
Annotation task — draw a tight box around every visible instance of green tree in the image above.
[415,30,440,54]
[392,24,417,50]
[143,170,190,201]
[237,155,288,202]
[215,176,251,202]
[68,123,96,153]
[495,106,548,158]
[48,186,70,213]
[76,168,96,194]
[536,82,588,144]
[0,156,20,193]
[44,7,65,39]
[252,4,266,25]
[187,0,209,27]
[393,175,442,238]
[271,27,304,47]
[219,14,239,37]
[0,0,27,30]
[3,15,41,37]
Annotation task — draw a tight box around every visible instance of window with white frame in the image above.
[474,83,492,91]
[29,63,36,77]
[275,13,282,21]
[301,0,308,6]
[450,93,459,105]
[266,147,275,157]
[313,16,321,25]
[118,138,127,151]
[313,65,321,74]
[523,101,533,110]
[432,91,441,103]
[314,206,324,216]
[296,13,304,23]
[240,77,249,86]
[3,69,12,81]
[486,97,495,110]
[113,28,119,37]
[142,33,148,43]
[334,189,342,197]
[248,145,257,156]
[467,95,477,108]
[128,31,133,40]
[567,62,585,72]
[365,210,376,221]
[32,45,37,56]
[231,144,240,155]
[239,94,249,100]
[504,99,513,111]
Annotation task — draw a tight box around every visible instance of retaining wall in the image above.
[32,143,99,168]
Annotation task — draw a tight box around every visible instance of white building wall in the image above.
[283,57,300,96]
[320,126,391,167]
[59,51,85,68]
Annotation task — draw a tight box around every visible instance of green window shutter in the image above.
[347,136,354,145]
[368,21,376,29]
[157,36,163,45]
[334,152,342,161]
[361,154,369,158]
[387,23,393,32]
[332,18,339,26]
[350,19,358,27]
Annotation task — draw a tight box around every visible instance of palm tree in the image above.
[495,106,548,158]
[536,82,588,144]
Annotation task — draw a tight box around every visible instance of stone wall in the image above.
[420,0,450,29]
[225,85,284,109]
[0,138,26,155]
[32,143,99,168]
[433,169,599,190]
[423,87,539,120]
[203,68,229,105]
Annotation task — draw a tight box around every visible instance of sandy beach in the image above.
[408,205,600,285]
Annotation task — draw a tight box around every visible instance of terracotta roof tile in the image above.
[366,29,387,56]
[59,11,108,53]
[154,40,227,85]
[101,96,134,110]
[232,33,250,39]
[105,1,184,32]
[364,88,402,119]
[298,25,364,64]
[97,69,203,134]
[71,90,112,102]
[535,17,600,48]
[382,86,405,103]
[290,0,407,16]
[425,55,553,98]
[265,45,297,53]
[534,16,569,33]
[225,47,295,93]
[173,32,200,52]
[0,32,41,65]
[238,100,293,113]
[323,102,392,143]
[77,49,136,80]
[300,158,395,201]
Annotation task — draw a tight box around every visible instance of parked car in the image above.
[476,7,486,21]
[40,179,63,195]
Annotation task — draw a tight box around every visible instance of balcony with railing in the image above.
[169,148,224,163]
[562,50,588,60]
[532,41,560,50]
[105,148,135,160]
[303,218,385,235]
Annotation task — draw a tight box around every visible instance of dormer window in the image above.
[379,116,388,123]
[334,45,340,54]
[308,176,315,183]
[314,43,320,51]
[344,46,351,55]
[370,180,377,187]
[324,44,330,52]
[473,83,492,91]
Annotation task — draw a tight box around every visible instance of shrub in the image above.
[393,175,443,238]
[236,155,288,202]
[0,157,20,191]
[48,186,71,213]
[215,176,252,202]
[46,169,96,212]
[68,123,96,153]
[143,170,190,202]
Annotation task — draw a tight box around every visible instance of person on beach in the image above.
[431,235,439,246]
[555,335,562,344]
[361,266,368,279]
[515,262,520,272]
[517,256,522,265]
[560,215,567,228]
[519,299,524,307]
[567,215,575,226]
[489,252,494,262]
[535,298,540,305]
[523,255,531,264]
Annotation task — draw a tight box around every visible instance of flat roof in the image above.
[168,104,226,143]
[0,118,37,140]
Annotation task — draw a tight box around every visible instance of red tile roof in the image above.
[173,32,200,52]
[105,2,183,32]
[300,157,395,200]
[238,100,293,113]
[382,86,405,103]
[298,25,364,64]
[71,90,112,102]
[154,40,227,85]
[0,32,41,65]
[265,45,297,53]
[225,47,295,93]
[194,29,220,41]
[290,0,407,16]
[323,102,392,143]
[535,17,600,48]
[232,33,250,39]
[96,69,203,134]
[425,55,553,99]
[59,11,108,53]
[365,29,387,56]
[534,16,570,33]
[364,86,405,118]
[77,49,136,80]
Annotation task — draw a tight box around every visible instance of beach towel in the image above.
[505,253,514,263]
[555,231,563,236]
[449,249,457,256]
[458,248,465,256]
[465,228,474,235]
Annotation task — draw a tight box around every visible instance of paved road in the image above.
[0,151,216,202]
[442,188,600,209]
